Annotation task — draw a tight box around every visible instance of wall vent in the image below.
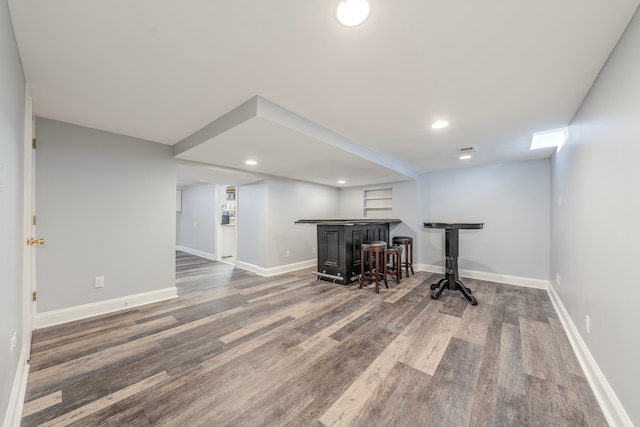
[459,146,477,153]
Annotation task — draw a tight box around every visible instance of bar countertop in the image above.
[295,218,402,225]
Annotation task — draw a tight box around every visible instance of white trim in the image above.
[22,85,34,352]
[547,285,633,427]
[35,287,177,329]
[176,245,216,261]
[417,263,550,289]
[235,259,316,277]
[3,347,29,427]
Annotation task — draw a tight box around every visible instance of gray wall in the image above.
[419,160,551,280]
[265,178,338,267]
[237,180,268,268]
[177,184,216,256]
[35,118,176,312]
[551,7,640,424]
[0,0,25,422]
[238,177,338,269]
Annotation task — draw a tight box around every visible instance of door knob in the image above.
[27,238,45,246]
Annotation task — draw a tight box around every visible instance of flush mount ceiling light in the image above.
[338,180,346,184]
[530,127,568,151]
[245,160,257,165]
[459,155,472,160]
[336,0,370,27]
[431,120,449,129]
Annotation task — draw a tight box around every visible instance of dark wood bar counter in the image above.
[296,219,402,284]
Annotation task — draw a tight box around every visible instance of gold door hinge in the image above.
[32,138,37,149]
[32,291,37,302]
[33,215,37,226]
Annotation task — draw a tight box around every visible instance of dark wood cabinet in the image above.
[296,219,400,284]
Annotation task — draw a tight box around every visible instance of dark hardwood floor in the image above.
[21,251,607,426]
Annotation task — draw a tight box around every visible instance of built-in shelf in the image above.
[363,188,392,216]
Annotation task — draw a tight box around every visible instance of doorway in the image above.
[218,185,237,264]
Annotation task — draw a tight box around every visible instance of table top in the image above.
[423,222,484,229]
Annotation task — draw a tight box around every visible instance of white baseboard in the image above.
[417,263,550,289]
[547,285,633,427]
[235,259,316,277]
[35,287,177,329]
[176,245,216,261]
[3,347,29,427]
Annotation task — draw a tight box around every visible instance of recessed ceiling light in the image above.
[530,127,568,151]
[245,160,257,165]
[336,0,370,27]
[459,155,472,160]
[338,180,346,184]
[431,120,449,129]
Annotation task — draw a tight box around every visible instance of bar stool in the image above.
[386,245,402,284]
[359,241,388,293]
[392,236,414,277]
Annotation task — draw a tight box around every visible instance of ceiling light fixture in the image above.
[245,160,257,165]
[431,120,449,129]
[338,180,346,184]
[336,0,370,27]
[459,155,472,160]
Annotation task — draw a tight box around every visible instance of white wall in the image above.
[550,6,640,425]
[419,160,551,282]
[35,118,177,313]
[177,183,216,258]
[237,177,339,272]
[0,0,26,422]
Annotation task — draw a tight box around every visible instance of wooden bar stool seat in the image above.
[359,241,388,293]
[392,236,414,277]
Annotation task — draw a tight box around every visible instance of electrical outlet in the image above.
[585,315,590,333]
[556,273,561,286]
[94,276,105,288]
[312,247,316,254]
[286,251,291,258]
[10,332,17,352]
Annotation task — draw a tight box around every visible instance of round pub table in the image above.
[423,222,484,305]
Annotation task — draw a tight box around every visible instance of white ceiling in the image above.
[8,0,640,187]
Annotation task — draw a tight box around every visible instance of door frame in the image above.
[217,184,238,264]
[22,85,35,354]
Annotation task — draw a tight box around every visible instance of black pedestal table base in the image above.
[423,222,484,305]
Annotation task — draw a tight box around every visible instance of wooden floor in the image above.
[21,251,607,426]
